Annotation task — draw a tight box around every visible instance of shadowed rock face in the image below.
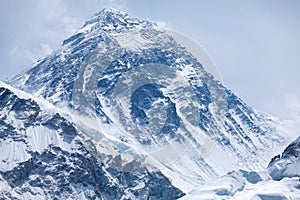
[1,144,184,200]
[268,136,300,181]
[282,136,300,158]
[0,85,184,199]
[269,136,300,167]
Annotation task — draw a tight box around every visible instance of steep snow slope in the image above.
[181,136,300,199]
[6,8,295,193]
[0,81,184,199]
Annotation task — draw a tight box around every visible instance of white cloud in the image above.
[40,43,53,56]
[155,20,172,29]
[285,94,300,121]
[9,43,53,63]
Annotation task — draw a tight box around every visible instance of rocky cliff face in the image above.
[0,82,184,199]
[268,136,300,181]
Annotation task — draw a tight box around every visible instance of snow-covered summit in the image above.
[62,8,154,47]
[85,8,152,33]
[4,8,298,197]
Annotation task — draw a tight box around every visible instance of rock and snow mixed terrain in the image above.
[0,81,183,199]
[181,136,300,199]
[0,8,299,199]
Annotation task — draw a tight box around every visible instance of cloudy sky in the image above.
[0,0,300,120]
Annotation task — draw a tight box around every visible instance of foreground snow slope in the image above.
[181,136,300,200]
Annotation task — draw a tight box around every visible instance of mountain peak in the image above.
[85,8,129,25]
[97,8,128,17]
[7,8,292,195]
[62,8,154,46]
[79,8,153,35]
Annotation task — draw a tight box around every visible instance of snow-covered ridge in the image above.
[82,8,153,33]
[63,8,155,47]
[0,81,56,112]
[0,82,78,172]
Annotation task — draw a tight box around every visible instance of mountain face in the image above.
[1,8,297,199]
[0,82,184,199]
